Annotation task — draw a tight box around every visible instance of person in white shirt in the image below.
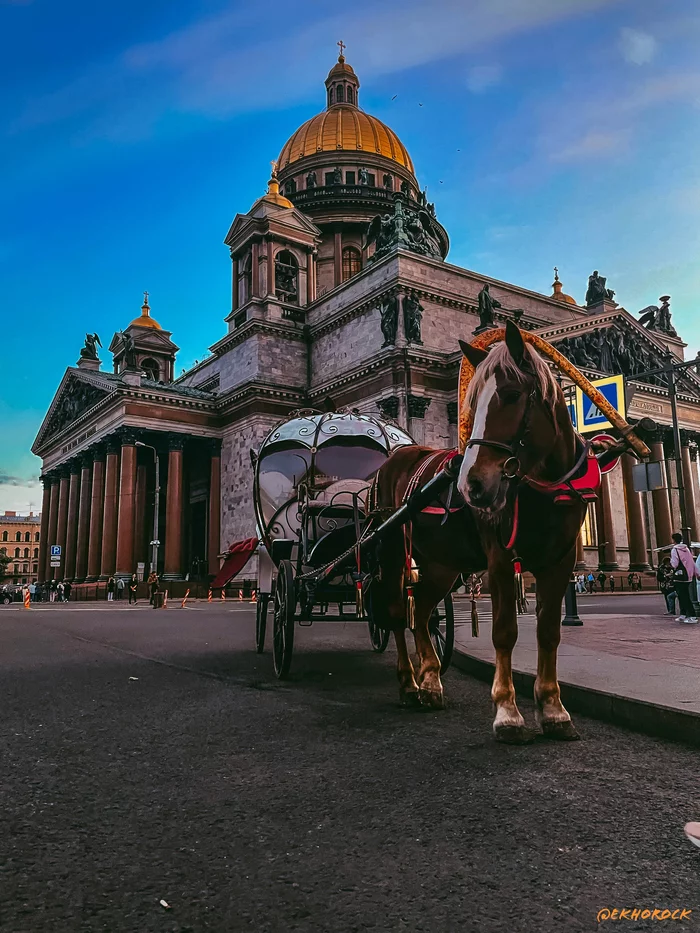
[670,533,698,623]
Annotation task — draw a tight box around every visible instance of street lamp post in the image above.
[135,442,160,575]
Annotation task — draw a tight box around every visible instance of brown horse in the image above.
[373,322,587,743]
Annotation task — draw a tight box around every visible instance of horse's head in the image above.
[457,321,563,513]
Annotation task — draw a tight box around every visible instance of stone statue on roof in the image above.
[585,270,615,307]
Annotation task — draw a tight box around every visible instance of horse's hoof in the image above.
[494,724,536,745]
[399,689,422,709]
[419,688,446,710]
[542,719,580,741]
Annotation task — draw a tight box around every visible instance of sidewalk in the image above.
[453,606,700,746]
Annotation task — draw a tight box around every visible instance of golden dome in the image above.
[278,51,414,173]
[257,170,294,209]
[551,269,577,306]
[129,292,162,329]
[278,108,414,172]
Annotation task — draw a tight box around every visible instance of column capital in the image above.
[104,435,121,455]
[91,443,106,462]
[407,394,431,419]
[119,427,141,446]
[79,451,93,470]
[377,396,400,421]
[679,428,693,448]
[446,401,459,426]
[68,458,82,475]
[205,438,222,456]
[168,433,186,452]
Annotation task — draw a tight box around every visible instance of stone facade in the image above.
[31,53,700,591]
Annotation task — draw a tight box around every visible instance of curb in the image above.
[452,648,700,748]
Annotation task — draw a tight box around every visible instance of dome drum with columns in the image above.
[31,49,700,596]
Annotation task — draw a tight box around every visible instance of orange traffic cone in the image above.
[23,588,30,609]
[181,588,190,608]
[207,589,212,603]
[251,589,257,603]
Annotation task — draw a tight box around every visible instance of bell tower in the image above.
[108,293,179,383]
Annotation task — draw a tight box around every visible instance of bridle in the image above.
[464,384,538,480]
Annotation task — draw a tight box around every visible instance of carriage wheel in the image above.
[273,560,296,679]
[430,593,455,673]
[366,578,391,653]
[255,594,270,654]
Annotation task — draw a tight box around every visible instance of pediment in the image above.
[108,327,178,354]
[32,370,117,453]
[536,310,700,400]
[224,205,320,248]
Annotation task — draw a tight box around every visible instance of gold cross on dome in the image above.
[337,39,346,56]
[553,266,559,281]
[143,290,149,305]
[270,160,278,176]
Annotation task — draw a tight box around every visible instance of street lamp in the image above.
[135,442,160,575]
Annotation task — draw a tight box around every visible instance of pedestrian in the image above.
[49,579,57,602]
[637,573,643,591]
[128,573,138,605]
[669,533,698,624]
[57,581,65,602]
[586,572,595,594]
[29,582,36,602]
[148,571,159,606]
[116,577,125,600]
[609,576,616,593]
[657,558,676,615]
[63,581,72,602]
[576,573,585,594]
[107,576,115,601]
[597,571,607,592]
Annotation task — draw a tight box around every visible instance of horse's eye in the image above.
[500,390,521,405]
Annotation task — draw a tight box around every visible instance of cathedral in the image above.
[32,52,700,591]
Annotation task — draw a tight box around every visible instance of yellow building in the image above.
[0,512,42,585]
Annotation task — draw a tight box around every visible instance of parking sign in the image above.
[575,375,625,433]
[50,545,61,557]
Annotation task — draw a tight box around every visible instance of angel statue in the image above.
[80,332,101,361]
[366,212,396,259]
[119,331,138,370]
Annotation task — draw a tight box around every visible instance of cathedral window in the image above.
[25,532,30,541]
[342,247,362,281]
[33,564,38,574]
[285,178,296,196]
[35,532,39,541]
[325,171,335,187]
[141,358,160,381]
[275,250,299,304]
[33,548,39,559]
[328,87,334,106]
[2,531,7,541]
[14,548,20,558]
[366,173,376,187]
[23,548,29,559]
[242,253,252,303]
[16,532,21,541]
[346,86,354,104]
[345,170,356,185]
[336,85,344,103]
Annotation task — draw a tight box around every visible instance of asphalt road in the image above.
[0,602,698,933]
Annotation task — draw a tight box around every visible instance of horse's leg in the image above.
[490,557,534,744]
[532,551,580,741]
[411,572,455,710]
[377,530,419,706]
[394,625,420,707]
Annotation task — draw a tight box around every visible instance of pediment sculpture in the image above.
[44,380,108,440]
[366,195,442,262]
[554,325,670,387]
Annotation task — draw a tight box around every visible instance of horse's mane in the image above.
[465,341,559,412]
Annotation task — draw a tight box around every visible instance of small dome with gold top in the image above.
[129,291,162,329]
[551,267,577,305]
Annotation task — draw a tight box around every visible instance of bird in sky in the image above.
[391,95,397,100]
[418,102,423,107]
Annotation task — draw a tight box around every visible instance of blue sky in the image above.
[2,0,700,510]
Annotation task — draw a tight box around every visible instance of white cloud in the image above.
[10,0,621,135]
[549,129,631,162]
[466,65,503,93]
[619,27,657,65]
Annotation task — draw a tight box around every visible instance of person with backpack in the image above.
[670,533,698,623]
[116,577,125,600]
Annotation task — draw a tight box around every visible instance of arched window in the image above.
[342,247,362,282]
[328,87,334,106]
[336,85,344,103]
[16,532,21,542]
[33,548,39,559]
[25,532,30,542]
[346,86,354,104]
[242,253,252,304]
[23,564,28,573]
[275,250,299,304]
[35,532,39,542]
[23,548,29,559]
[284,178,296,196]
[14,548,20,558]
[2,532,7,542]
[141,358,160,381]
[33,564,38,574]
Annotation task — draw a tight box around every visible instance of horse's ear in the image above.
[459,339,489,368]
[505,320,525,367]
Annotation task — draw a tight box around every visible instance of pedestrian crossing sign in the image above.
[575,374,625,433]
